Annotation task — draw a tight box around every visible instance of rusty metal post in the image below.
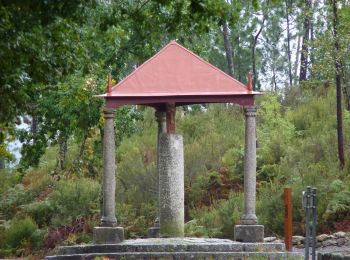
[166,103,176,134]
[284,188,293,252]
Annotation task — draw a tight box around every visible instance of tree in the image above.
[299,0,312,82]
[331,0,345,168]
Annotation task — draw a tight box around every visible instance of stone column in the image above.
[93,107,124,244]
[234,106,264,242]
[159,133,184,237]
[148,111,166,238]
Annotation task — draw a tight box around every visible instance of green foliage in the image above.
[1,217,45,256]
[48,179,100,226]
[187,192,243,238]
[323,179,350,221]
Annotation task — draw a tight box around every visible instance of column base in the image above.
[147,226,160,238]
[93,226,124,244]
[234,225,264,242]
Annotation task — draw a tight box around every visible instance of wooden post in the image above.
[284,188,293,251]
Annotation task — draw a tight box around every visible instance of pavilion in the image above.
[94,40,264,243]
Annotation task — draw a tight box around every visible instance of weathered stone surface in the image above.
[47,251,301,260]
[318,251,350,260]
[322,239,337,247]
[46,238,298,259]
[101,108,117,227]
[317,234,330,242]
[241,106,258,225]
[234,225,264,242]
[337,238,348,246]
[292,235,304,245]
[243,242,285,252]
[93,226,124,244]
[264,236,277,242]
[158,134,184,237]
[335,231,347,238]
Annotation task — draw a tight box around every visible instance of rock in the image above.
[334,231,346,238]
[264,237,277,243]
[322,239,337,247]
[317,234,331,242]
[292,236,305,245]
[336,238,348,246]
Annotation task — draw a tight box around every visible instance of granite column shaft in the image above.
[241,106,258,225]
[101,107,117,227]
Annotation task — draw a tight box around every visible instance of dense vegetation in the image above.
[1,0,350,258]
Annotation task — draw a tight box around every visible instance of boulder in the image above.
[334,231,346,238]
[292,236,305,245]
[264,237,277,243]
[317,234,331,242]
[322,239,337,247]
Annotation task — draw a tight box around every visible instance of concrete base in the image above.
[234,225,264,242]
[46,238,300,259]
[147,226,160,238]
[93,226,124,244]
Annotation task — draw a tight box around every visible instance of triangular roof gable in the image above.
[107,41,256,97]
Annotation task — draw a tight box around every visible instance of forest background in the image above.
[0,0,350,258]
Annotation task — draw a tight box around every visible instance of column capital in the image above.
[103,107,116,119]
[244,106,257,117]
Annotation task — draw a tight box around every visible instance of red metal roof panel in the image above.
[105,41,259,98]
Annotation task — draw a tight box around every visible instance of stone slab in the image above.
[234,225,264,242]
[46,251,302,260]
[318,251,350,260]
[93,226,124,244]
[46,237,284,256]
[243,242,285,252]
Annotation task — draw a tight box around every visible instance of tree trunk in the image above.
[285,0,293,86]
[74,132,88,166]
[299,0,312,82]
[294,35,301,85]
[0,157,5,170]
[332,0,345,168]
[272,64,277,92]
[252,19,265,90]
[31,115,38,135]
[222,21,234,77]
[57,135,68,170]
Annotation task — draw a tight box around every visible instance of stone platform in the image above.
[46,237,301,260]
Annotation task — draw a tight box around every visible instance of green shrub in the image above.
[188,192,243,239]
[3,217,45,252]
[0,184,27,219]
[22,199,55,227]
[48,178,100,226]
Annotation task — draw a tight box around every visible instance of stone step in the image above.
[46,238,298,260]
[50,238,284,255]
[46,251,301,260]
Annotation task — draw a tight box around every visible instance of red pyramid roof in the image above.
[103,41,260,108]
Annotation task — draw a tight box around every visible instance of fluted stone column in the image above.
[159,133,184,237]
[234,106,264,242]
[93,107,124,244]
[148,111,166,238]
